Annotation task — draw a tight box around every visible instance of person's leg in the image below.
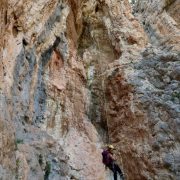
[114,164,124,179]
[108,164,117,180]
[114,164,123,175]
[113,170,117,180]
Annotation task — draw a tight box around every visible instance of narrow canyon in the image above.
[0,0,179,179]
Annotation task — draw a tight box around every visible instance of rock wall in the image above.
[0,0,179,180]
[0,0,107,179]
[136,0,180,50]
[105,0,180,179]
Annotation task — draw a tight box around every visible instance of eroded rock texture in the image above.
[0,0,179,179]
[136,0,180,50]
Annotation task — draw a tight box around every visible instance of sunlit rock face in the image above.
[0,0,179,180]
[0,0,107,179]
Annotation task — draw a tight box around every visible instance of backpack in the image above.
[102,150,111,166]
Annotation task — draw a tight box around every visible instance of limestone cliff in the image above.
[0,0,179,180]
[136,0,180,51]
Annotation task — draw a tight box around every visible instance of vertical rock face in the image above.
[0,0,107,179]
[132,1,180,179]
[0,0,179,180]
[136,0,180,50]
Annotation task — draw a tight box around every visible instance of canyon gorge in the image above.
[0,0,179,179]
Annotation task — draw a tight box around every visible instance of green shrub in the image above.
[44,161,51,180]
[171,91,180,101]
[15,159,20,179]
[16,139,24,144]
[15,139,24,150]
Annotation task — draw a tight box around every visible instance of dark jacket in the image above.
[102,149,114,166]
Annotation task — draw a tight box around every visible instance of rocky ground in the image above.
[0,0,179,179]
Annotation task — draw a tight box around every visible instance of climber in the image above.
[102,145,124,180]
